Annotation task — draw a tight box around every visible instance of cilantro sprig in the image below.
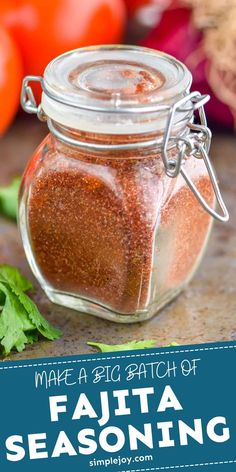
[0,177,21,220]
[87,341,179,353]
[0,265,61,355]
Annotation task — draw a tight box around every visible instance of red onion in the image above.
[140,6,234,129]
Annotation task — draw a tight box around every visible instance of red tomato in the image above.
[0,0,126,78]
[0,23,23,135]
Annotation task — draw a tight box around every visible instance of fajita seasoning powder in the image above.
[19,46,228,322]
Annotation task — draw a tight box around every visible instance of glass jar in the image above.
[19,45,228,323]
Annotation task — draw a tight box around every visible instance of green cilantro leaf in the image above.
[165,342,179,347]
[0,177,21,220]
[87,340,179,353]
[0,265,61,355]
[10,285,61,341]
[87,340,156,353]
[0,265,32,292]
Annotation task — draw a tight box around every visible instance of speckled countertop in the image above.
[0,116,236,361]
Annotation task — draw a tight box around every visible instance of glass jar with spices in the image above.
[19,45,229,323]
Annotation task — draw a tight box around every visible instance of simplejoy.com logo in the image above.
[89,454,153,468]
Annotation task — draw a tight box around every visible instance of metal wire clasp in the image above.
[162,92,229,222]
[21,76,46,121]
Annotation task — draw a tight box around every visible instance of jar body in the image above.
[19,132,214,322]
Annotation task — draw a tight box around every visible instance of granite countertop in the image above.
[0,116,236,361]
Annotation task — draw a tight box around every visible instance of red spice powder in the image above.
[24,130,214,315]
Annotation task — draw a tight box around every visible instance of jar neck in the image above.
[48,118,189,154]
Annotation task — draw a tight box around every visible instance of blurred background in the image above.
[0,0,236,138]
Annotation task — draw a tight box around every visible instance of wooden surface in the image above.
[0,116,236,361]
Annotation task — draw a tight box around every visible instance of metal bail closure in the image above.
[21,75,46,121]
[161,91,210,178]
[161,91,229,223]
[180,143,229,223]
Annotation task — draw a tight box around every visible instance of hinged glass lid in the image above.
[37,45,193,134]
[42,45,191,110]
